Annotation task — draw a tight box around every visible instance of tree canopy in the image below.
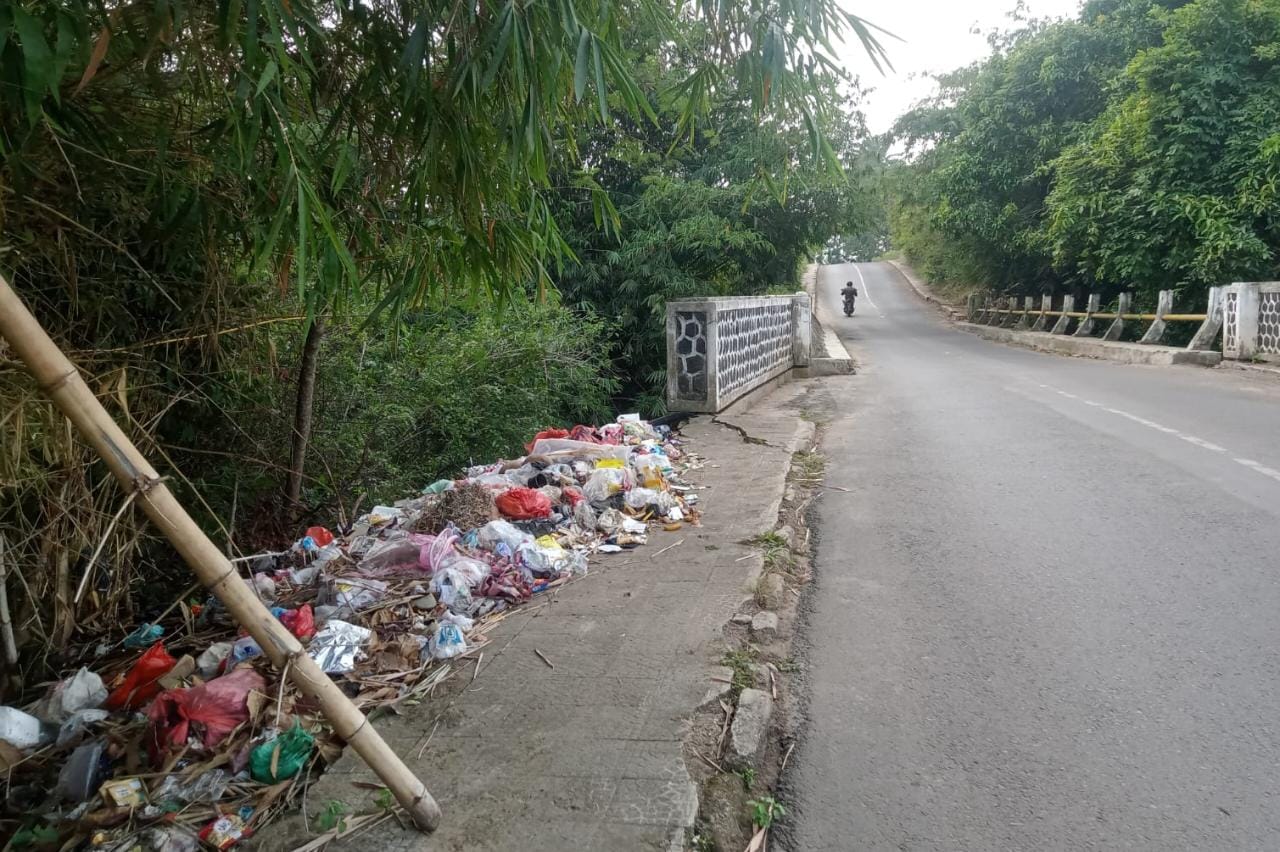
[887,0,1279,305]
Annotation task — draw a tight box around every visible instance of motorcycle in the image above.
[843,292,856,316]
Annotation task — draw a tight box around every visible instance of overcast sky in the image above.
[839,0,1087,134]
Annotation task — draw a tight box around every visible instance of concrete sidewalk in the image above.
[260,387,814,851]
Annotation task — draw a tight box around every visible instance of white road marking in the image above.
[1234,458,1280,483]
[1037,383,1278,482]
[852,264,884,317]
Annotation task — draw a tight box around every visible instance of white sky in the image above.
[838,0,1087,134]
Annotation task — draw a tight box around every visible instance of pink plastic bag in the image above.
[147,668,265,763]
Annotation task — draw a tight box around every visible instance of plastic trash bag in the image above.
[36,667,107,724]
[279,604,315,640]
[57,739,107,802]
[529,438,630,461]
[249,723,315,782]
[57,709,111,747]
[358,536,430,576]
[308,619,372,673]
[476,520,533,556]
[229,635,263,665]
[104,642,177,711]
[196,642,234,678]
[123,623,164,649]
[583,467,634,506]
[624,487,660,511]
[427,619,467,660]
[0,706,51,749]
[321,576,388,612]
[148,668,266,757]
[495,487,552,519]
[422,478,454,494]
[153,768,231,803]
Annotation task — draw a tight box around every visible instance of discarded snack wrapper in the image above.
[100,777,146,808]
[200,806,254,850]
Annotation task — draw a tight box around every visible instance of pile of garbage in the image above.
[0,414,698,850]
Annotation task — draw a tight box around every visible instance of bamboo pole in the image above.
[0,275,441,831]
[0,533,19,667]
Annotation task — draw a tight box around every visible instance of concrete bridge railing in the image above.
[966,288,1226,353]
[666,293,811,413]
[1222,282,1280,361]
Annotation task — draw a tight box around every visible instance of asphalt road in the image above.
[779,262,1280,850]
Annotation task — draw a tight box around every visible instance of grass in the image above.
[791,449,825,482]
[721,648,758,697]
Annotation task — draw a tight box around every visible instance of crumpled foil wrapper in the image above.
[308,619,373,673]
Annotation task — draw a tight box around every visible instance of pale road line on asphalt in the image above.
[1037,381,1280,485]
[851,264,883,317]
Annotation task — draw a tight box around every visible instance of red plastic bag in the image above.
[562,486,585,507]
[104,642,177,711]
[496,487,552,519]
[279,604,315,640]
[305,526,335,547]
[525,428,568,452]
[148,668,265,763]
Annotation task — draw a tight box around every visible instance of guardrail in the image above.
[666,293,811,413]
[965,288,1223,352]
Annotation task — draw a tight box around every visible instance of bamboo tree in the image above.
[0,274,443,831]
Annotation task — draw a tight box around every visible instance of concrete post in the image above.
[665,303,680,406]
[1000,297,1017,328]
[1074,293,1101,337]
[1015,296,1035,329]
[1051,295,1074,334]
[981,296,996,324]
[705,303,723,411]
[1234,282,1261,359]
[1188,285,1224,351]
[1102,291,1132,341]
[1139,289,1174,344]
[966,293,979,322]
[1030,295,1051,332]
[791,292,812,367]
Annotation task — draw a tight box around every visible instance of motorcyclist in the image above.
[841,281,858,310]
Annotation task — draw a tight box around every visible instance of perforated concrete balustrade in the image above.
[666,293,811,413]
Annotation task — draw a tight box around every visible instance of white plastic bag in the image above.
[0,706,50,750]
[427,620,467,660]
[476,520,533,556]
[36,667,107,724]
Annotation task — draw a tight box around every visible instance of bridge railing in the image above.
[666,293,811,413]
[1221,282,1280,361]
[965,288,1224,353]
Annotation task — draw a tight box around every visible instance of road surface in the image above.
[780,262,1280,850]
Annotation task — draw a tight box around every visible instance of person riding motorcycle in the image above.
[841,281,858,315]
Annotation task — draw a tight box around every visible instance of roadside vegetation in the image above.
[0,2,883,681]
[887,0,1280,309]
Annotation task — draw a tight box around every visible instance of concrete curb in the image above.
[884,259,967,321]
[959,322,1223,367]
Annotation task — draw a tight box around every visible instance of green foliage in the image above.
[1047,0,1280,300]
[313,800,351,834]
[551,54,879,410]
[885,0,1280,304]
[0,0,887,670]
[212,302,617,519]
[748,795,786,829]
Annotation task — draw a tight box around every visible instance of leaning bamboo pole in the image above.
[0,275,441,831]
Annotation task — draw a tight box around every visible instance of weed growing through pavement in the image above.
[721,648,758,697]
[748,795,786,829]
